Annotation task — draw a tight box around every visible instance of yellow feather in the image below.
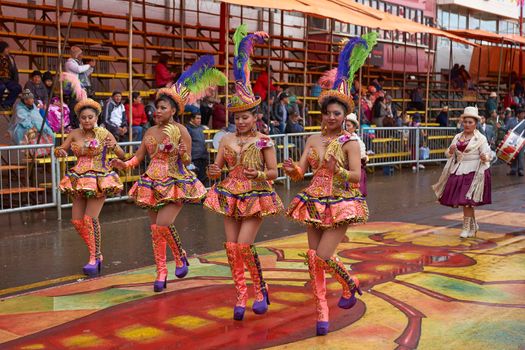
[163,123,181,145]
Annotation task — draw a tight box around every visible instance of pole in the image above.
[447,39,452,112]
[424,34,432,124]
[303,14,308,125]
[57,2,64,140]
[520,2,523,79]
[224,4,230,127]
[402,33,407,114]
[497,38,504,99]
[128,0,133,145]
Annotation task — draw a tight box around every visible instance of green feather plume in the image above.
[348,32,378,84]
[233,23,248,56]
[184,68,227,95]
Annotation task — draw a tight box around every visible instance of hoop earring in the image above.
[251,125,257,136]
[321,122,328,136]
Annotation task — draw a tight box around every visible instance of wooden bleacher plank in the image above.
[0,165,27,171]
[0,187,45,195]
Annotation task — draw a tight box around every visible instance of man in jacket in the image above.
[186,113,209,184]
[272,92,290,134]
[103,91,128,141]
[485,92,498,115]
[125,92,147,141]
[478,115,495,149]
[0,41,22,109]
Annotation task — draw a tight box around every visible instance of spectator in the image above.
[485,92,498,115]
[255,109,269,135]
[253,67,277,102]
[211,96,226,130]
[8,89,54,151]
[360,90,373,124]
[371,76,385,91]
[144,92,156,127]
[436,106,449,127]
[260,91,275,124]
[459,65,472,89]
[410,113,426,171]
[24,70,49,106]
[409,84,424,111]
[478,115,495,149]
[502,109,524,176]
[65,46,95,96]
[514,78,524,98]
[103,91,127,141]
[47,96,71,133]
[272,91,290,134]
[42,71,54,98]
[450,63,462,89]
[384,95,397,126]
[200,95,215,127]
[285,111,304,133]
[125,92,148,141]
[0,40,22,109]
[154,54,175,88]
[372,96,387,127]
[503,90,518,110]
[186,113,209,184]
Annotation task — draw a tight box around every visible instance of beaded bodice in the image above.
[70,127,110,174]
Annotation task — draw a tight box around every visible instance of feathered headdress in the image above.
[61,72,88,101]
[157,55,227,115]
[318,32,378,112]
[229,24,269,113]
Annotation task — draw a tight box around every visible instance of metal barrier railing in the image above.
[0,127,457,216]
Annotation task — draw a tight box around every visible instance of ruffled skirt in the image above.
[286,189,368,229]
[204,185,284,219]
[59,170,123,198]
[128,175,206,210]
[439,170,491,207]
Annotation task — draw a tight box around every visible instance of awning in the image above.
[447,29,525,46]
[220,0,477,46]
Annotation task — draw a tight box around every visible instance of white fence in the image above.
[0,127,457,217]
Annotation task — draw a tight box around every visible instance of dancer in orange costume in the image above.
[204,24,283,321]
[283,33,377,336]
[55,97,126,277]
[112,56,226,292]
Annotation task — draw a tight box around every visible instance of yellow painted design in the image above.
[165,315,213,330]
[390,252,422,260]
[207,306,233,319]
[272,291,311,302]
[115,325,165,342]
[20,345,46,350]
[61,334,104,348]
[0,275,85,297]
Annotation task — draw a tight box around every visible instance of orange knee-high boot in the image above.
[225,242,248,320]
[306,249,329,336]
[71,217,100,277]
[238,243,270,315]
[150,224,169,292]
[319,255,362,309]
[163,224,189,278]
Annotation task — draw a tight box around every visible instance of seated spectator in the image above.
[211,97,226,129]
[103,91,127,141]
[65,46,95,96]
[372,96,387,126]
[285,111,304,134]
[144,92,156,127]
[125,92,147,141]
[154,54,175,88]
[0,40,22,109]
[272,91,290,134]
[8,89,54,153]
[503,90,518,110]
[485,92,498,115]
[409,85,424,111]
[186,113,208,184]
[24,70,49,107]
[384,95,398,124]
[436,106,449,127]
[256,109,269,135]
[42,71,54,98]
[47,97,71,133]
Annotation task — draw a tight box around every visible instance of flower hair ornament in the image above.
[156,55,227,116]
[318,32,378,112]
[229,24,269,113]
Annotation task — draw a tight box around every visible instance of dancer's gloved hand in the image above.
[104,136,116,149]
[110,159,126,170]
[178,142,187,157]
[207,163,222,178]
[283,158,296,173]
[243,167,258,179]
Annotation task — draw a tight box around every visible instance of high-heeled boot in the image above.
[71,217,99,277]
[306,249,329,336]
[163,224,190,278]
[238,243,270,315]
[151,224,168,292]
[319,255,362,309]
[225,242,248,320]
[470,216,479,236]
[460,216,475,238]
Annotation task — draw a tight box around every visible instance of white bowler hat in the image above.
[460,106,481,121]
[345,113,360,128]
[489,91,497,98]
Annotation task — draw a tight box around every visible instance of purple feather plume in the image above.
[176,55,215,86]
[234,33,266,83]
[333,37,367,89]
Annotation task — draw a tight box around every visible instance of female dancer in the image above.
[204,25,283,321]
[283,34,375,336]
[55,98,126,276]
[112,56,226,292]
[345,113,368,196]
[433,106,492,238]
